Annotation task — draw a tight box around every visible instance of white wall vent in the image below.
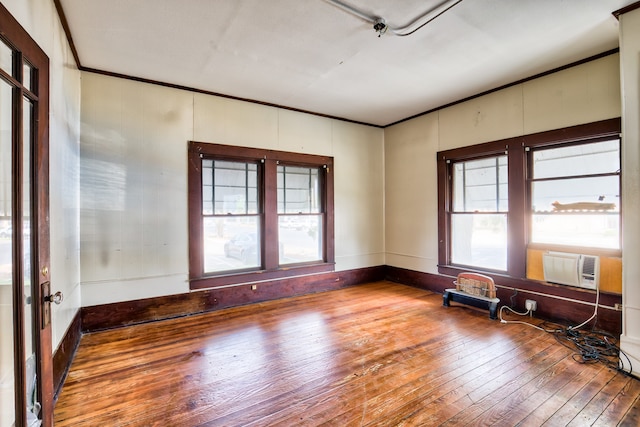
[542,252,599,290]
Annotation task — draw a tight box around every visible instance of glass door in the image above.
[0,7,52,425]
[0,47,16,425]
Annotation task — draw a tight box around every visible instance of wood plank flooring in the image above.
[54,281,640,426]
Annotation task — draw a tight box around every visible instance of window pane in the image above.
[532,140,620,179]
[532,176,619,213]
[202,161,213,214]
[202,160,258,215]
[277,166,320,214]
[531,170,620,249]
[279,215,322,264]
[23,61,32,92]
[531,213,619,249]
[0,80,11,219]
[451,213,507,271]
[530,139,620,250]
[203,216,260,272]
[0,40,12,75]
[23,97,38,420]
[0,76,14,426]
[453,156,507,212]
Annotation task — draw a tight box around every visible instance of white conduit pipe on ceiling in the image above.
[323,0,464,36]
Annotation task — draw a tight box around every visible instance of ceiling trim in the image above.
[613,0,640,18]
[81,66,383,128]
[386,48,620,128]
[76,47,619,129]
[52,0,80,67]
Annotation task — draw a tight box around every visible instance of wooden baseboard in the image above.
[81,266,386,332]
[52,309,82,402]
[384,266,622,335]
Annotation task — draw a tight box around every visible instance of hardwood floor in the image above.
[54,281,640,426]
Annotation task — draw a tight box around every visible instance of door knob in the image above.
[44,291,63,305]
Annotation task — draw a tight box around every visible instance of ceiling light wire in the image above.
[323,0,463,37]
[323,0,377,24]
[392,0,463,36]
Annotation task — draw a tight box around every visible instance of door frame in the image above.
[0,3,52,426]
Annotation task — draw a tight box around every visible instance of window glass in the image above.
[451,155,508,271]
[277,166,320,214]
[202,159,261,273]
[0,39,12,75]
[451,214,507,271]
[204,218,261,271]
[277,165,323,265]
[531,176,619,213]
[530,141,620,250]
[453,156,507,212]
[531,212,619,249]
[278,215,322,265]
[23,61,32,92]
[0,70,14,427]
[532,140,619,179]
[202,160,258,215]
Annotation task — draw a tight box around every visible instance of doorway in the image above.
[0,5,52,427]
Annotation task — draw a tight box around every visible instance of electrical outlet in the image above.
[251,285,257,291]
[525,299,537,312]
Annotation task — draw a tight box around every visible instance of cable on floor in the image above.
[499,303,559,333]
[499,301,634,377]
[551,327,634,377]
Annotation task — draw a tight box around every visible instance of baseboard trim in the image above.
[81,266,386,332]
[78,265,622,334]
[384,266,622,335]
[52,308,82,402]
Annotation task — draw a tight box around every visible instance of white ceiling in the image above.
[59,0,634,126]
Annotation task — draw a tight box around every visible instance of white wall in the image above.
[2,0,82,351]
[385,54,621,276]
[79,73,384,306]
[619,7,640,378]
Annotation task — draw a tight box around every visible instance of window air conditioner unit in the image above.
[542,252,599,290]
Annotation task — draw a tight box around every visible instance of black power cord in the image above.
[539,322,634,376]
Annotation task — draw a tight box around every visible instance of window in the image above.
[451,156,508,271]
[189,142,334,289]
[438,118,621,279]
[529,140,620,250]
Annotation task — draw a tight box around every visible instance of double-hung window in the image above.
[189,142,334,289]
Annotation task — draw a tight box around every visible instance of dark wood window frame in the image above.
[437,118,621,280]
[188,141,335,290]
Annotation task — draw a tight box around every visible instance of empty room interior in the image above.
[3,0,640,425]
